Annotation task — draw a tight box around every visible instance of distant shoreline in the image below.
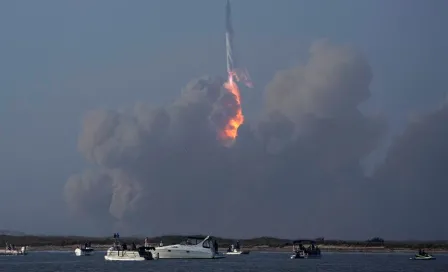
[23,245,448,254]
[2,234,448,253]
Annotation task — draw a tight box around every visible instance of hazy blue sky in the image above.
[0,0,446,237]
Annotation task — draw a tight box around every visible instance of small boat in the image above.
[75,242,94,256]
[290,240,321,259]
[410,249,436,260]
[410,254,436,260]
[105,247,158,261]
[0,243,28,256]
[225,241,250,255]
[155,236,225,259]
[226,249,250,255]
[104,233,158,261]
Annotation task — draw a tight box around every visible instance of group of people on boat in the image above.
[227,241,240,252]
[417,249,429,257]
[6,243,16,251]
[83,242,92,249]
[113,241,138,251]
[111,233,139,252]
[295,242,321,255]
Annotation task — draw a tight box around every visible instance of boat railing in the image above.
[108,249,141,257]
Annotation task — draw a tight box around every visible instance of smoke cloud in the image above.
[371,103,448,240]
[64,39,445,239]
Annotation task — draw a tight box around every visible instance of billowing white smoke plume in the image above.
[64,40,447,239]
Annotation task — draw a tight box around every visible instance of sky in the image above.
[0,0,447,240]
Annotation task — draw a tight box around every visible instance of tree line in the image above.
[1,235,448,249]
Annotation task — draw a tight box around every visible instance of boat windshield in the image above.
[180,237,202,245]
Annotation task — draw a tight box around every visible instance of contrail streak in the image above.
[225,0,235,75]
[225,0,253,88]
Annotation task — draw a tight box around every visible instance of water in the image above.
[0,251,447,272]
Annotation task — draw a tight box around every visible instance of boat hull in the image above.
[104,255,145,261]
[75,248,94,256]
[0,247,28,256]
[410,255,436,260]
[226,250,250,255]
[155,247,224,259]
[290,253,321,259]
[104,250,149,261]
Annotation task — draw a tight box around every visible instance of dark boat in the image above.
[290,240,321,259]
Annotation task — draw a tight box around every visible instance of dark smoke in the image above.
[67,39,448,239]
[371,103,448,240]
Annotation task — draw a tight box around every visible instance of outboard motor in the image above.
[138,246,157,260]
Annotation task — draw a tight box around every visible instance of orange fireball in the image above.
[218,75,244,146]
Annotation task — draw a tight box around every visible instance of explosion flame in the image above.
[218,74,244,146]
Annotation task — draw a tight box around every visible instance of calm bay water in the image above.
[0,251,447,272]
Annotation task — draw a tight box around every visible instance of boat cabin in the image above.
[177,236,218,252]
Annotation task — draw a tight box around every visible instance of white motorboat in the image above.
[410,254,436,260]
[225,241,250,255]
[226,249,248,255]
[104,233,158,261]
[105,249,142,261]
[155,236,225,259]
[410,250,436,260]
[104,247,157,261]
[226,248,250,255]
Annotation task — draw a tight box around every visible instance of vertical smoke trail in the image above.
[226,0,235,75]
[225,0,253,88]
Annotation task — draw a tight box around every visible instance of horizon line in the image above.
[1,233,448,242]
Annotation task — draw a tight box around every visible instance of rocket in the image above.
[225,0,235,75]
[225,0,253,87]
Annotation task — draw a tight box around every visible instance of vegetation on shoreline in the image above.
[1,234,448,249]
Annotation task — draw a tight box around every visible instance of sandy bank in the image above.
[25,244,448,254]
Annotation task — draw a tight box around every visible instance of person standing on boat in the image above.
[144,237,149,247]
[214,240,219,253]
[236,241,240,250]
[418,249,427,256]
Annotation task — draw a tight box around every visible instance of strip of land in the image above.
[1,235,447,253]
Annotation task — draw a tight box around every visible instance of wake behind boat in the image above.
[104,233,158,261]
[155,236,225,259]
[226,241,250,255]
